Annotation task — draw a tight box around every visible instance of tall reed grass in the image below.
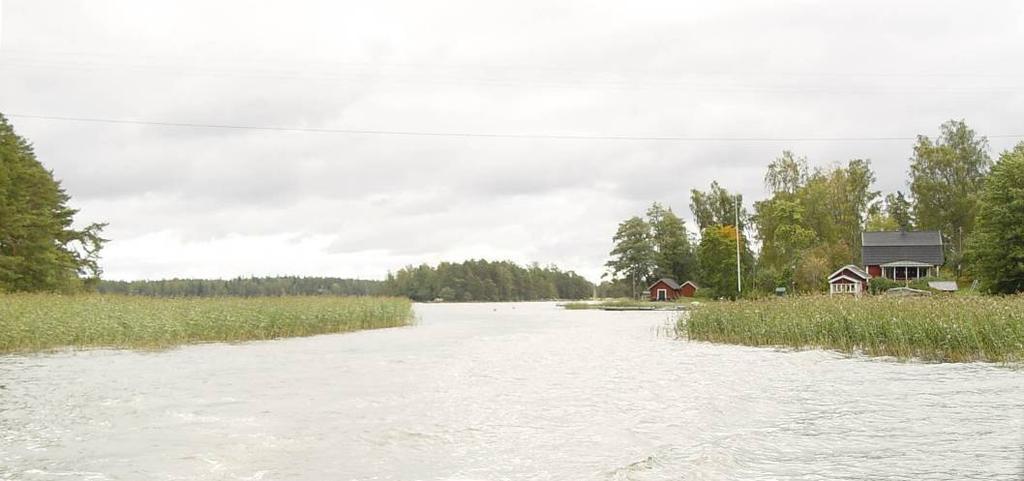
[0,294,413,353]
[681,295,1024,362]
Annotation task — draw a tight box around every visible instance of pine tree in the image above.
[604,216,655,298]
[0,114,107,292]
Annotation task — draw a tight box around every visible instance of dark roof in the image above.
[862,231,944,266]
[648,278,681,290]
[862,231,943,247]
[829,264,869,280]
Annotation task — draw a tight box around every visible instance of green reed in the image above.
[0,294,414,353]
[681,295,1024,362]
[563,298,694,310]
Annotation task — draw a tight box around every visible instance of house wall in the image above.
[648,281,681,301]
[867,265,881,277]
[829,278,866,294]
[680,284,696,297]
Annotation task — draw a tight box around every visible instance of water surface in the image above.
[1,302,1022,480]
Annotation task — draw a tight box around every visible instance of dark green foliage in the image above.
[384,260,593,302]
[647,203,696,283]
[604,203,698,298]
[689,181,749,232]
[604,216,655,298]
[910,120,992,269]
[887,191,914,231]
[0,114,107,292]
[98,276,383,297]
[696,225,742,299]
[689,184,753,297]
[753,154,878,292]
[595,279,633,298]
[868,277,901,294]
[969,142,1024,294]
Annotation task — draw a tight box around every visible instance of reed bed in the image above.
[563,298,695,310]
[0,294,414,354]
[681,295,1024,362]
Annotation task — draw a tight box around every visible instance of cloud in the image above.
[2,0,1023,282]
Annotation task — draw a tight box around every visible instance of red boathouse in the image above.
[646,278,698,301]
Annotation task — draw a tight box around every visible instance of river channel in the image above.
[1,302,1022,480]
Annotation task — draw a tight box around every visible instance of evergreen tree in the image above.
[969,142,1024,294]
[646,202,695,283]
[604,216,655,298]
[886,191,914,230]
[0,114,107,292]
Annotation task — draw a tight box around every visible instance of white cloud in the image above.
[2,0,1023,282]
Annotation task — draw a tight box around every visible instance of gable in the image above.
[647,278,681,290]
[828,264,869,281]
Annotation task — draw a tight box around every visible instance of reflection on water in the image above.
[1,302,1022,480]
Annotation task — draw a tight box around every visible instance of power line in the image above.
[6,113,1024,142]
[4,58,1022,94]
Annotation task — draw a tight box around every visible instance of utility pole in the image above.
[735,197,742,294]
[958,226,963,278]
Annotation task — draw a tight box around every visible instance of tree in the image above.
[696,225,741,299]
[689,181,748,231]
[909,120,992,268]
[969,142,1024,294]
[865,208,899,232]
[764,150,809,195]
[382,260,592,302]
[0,114,107,292]
[886,191,914,230]
[646,202,695,282]
[604,216,655,298]
[752,154,878,292]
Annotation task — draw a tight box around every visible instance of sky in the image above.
[1,0,1023,282]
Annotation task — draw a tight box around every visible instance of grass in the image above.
[0,294,414,354]
[680,295,1024,363]
[562,298,699,310]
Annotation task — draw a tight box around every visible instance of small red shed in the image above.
[646,278,699,301]
[828,264,870,296]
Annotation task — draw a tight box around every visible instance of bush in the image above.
[868,277,901,294]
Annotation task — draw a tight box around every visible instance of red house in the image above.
[828,264,870,296]
[862,231,944,281]
[646,278,698,301]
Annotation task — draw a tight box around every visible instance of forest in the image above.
[97,277,383,297]
[383,260,594,302]
[604,120,1024,298]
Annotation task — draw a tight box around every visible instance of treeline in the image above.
[383,260,593,302]
[605,120,1024,297]
[98,277,383,297]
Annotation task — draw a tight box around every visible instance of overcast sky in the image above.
[1,1,1023,281]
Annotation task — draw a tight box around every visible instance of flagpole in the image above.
[735,197,742,294]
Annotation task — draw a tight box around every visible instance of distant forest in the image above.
[383,260,593,302]
[98,277,383,297]
[98,260,596,301]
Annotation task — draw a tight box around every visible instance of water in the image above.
[1,302,1022,480]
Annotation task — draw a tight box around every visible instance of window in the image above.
[831,282,857,294]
